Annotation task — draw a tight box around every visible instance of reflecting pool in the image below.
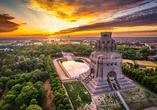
[62,60,89,77]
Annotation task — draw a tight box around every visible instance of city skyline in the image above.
[0,0,157,37]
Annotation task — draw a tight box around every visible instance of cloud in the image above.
[52,6,157,35]
[26,0,153,22]
[0,13,20,32]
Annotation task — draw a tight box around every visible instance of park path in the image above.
[42,79,55,110]
[117,91,130,110]
[64,55,73,61]
[53,58,69,80]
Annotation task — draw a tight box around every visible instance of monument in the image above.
[79,32,136,95]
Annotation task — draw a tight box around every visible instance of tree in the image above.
[57,104,64,110]
[25,58,31,64]
[20,104,27,110]
[6,80,16,90]
[11,84,22,91]
[0,82,4,89]
[5,69,13,76]
[26,105,42,110]
[15,86,39,106]
[2,65,9,73]
[0,77,10,85]
[38,87,45,105]
[35,63,45,70]
[30,98,38,105]
[18,61,29,71]
[63,98,70,105]
[15,56,19,62]
[20,55,24,61]
[39,54,45,60]
[0,88,3,96]
[0,59,3,68]
[16,78,25,84]
[4,95,16,103]
[65,104,72,110]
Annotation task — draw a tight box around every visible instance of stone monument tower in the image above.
[79,32,136,95]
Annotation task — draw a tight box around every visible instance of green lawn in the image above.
[83,59,90,64]
[120,88,157,110]
[64,81,92,110]
[153,62,157,65]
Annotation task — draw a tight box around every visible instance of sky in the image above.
[0,0,157,37]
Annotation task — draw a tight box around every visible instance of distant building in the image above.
[34,42,43,45]
[71,42,80,44]
[55,38,60,42]
[17,43,25,46]
[136,51,140,54]
[46,42,52,44]
[148,54,157,59]
[83,42,90,46]
[57,41,71,45]
[24,40,31,43]
[0,43,12,46]
[3,48,13,51]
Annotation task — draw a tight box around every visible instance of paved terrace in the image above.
[62,51,74,61]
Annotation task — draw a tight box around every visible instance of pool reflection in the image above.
[62,61,89,77]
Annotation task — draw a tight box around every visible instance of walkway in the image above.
[64,56,73,61]
[117,91,130,110]
[53,58,69,80]
[62,51,74,61]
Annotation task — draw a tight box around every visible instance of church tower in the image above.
[79,32,136,95]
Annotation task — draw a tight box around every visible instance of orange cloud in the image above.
[52,6,157,36]
[0,13,27,33]
[26,0,153,22]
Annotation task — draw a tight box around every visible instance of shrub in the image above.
[5,69,13,76]
[57,104,64,110]
[11,75,20,80]
[6,80,16,90]
[0,88,3,96]
[30,98,38,105]
[20,104,27,110]
[26,105,42,110]
[11,84,22,92]
[0,82,4,89]
[0,77,10,85]
[16,78,25,84]
[15,86,39,106]
[4,95,16,103]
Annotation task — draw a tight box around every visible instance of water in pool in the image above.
[62,60,89,77]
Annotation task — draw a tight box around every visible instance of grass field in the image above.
[120,88,157,110]
[153,62,157,65]
[87,93,125,110]
[136,60,157,67]
[83,59,90,64]
[64,81,92,110]
[64,81,126,110]
[122,59,134,64]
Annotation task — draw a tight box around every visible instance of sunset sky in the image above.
[0,0,157,37]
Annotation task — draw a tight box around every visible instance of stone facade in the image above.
[79,32,136,95]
